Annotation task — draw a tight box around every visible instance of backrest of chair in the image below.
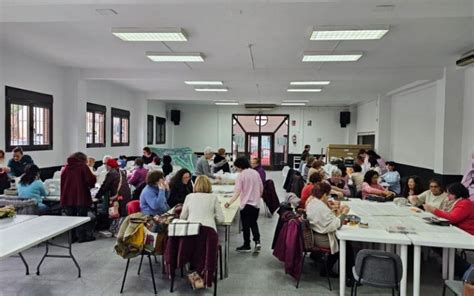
[299,219,313,251]
[127,200,141,215]
[355,249,403,287]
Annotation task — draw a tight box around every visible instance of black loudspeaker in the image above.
[340,111,350,128]
[170,110,180,125]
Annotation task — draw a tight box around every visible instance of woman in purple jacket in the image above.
[127,158,148,188]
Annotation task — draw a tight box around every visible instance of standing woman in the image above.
[95,159,131,236]
[61,152,97,242]
[224,157,263,253]
[213,148,230,173]
[17,164,49,214]
[367,150,387,174]
[168,168,193,208]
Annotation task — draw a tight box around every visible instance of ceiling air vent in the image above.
[244,104,277,110]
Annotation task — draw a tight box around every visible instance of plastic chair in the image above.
[297,219,333,290]
[443,266,474,296]
[351,249,403,296]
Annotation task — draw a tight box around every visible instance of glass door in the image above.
[246,133,273,168]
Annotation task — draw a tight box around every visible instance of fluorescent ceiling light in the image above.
[311,26,389,40]
[146,52,204,62]
[282,100,309,103]
[215,102,239,105]
[281,103,306,106]
[195,88,228,92]
[185,81,223,85]
[112,27,187,41]
[302,52,362,62]
[290,81,330,85]
[287,89,322,92]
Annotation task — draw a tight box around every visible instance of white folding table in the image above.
[406,217,474,296]
[0,215,37,230]
[0,215,90,277]
[213,184,240,278]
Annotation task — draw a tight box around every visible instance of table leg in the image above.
[400,245,408,296]
[224,225,230,278]
[413,245,421,296]
[448,248,455,280]
[18,252,29,275]
[442,248,448,279]
[36,241,50,275]
[339,239,346,296]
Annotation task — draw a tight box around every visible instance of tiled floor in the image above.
[0,171,457,295]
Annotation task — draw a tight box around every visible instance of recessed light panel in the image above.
[146,52,204,62]
[113,27,187,41]
[290,81,330,85]
[195,88,228,92]
[281,102,306,106]
[185,81,223,85]
[287,89,322,92]
[311,26,389,40]
[215,102,239,105]
[282,100,309,103]
[302,52,362,62]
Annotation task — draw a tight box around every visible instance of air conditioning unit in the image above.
[244,104,277,110]
[456,50,474,67]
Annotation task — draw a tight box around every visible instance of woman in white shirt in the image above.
[306,182,355,286]
[180,176,224,231]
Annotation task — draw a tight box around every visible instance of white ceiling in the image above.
[1,0,473,106]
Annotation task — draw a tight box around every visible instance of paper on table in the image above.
[387,225,417,234]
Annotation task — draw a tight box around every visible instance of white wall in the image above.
[166,104,350,154]
[355,100,377,137]
[390,82,437,169]
[146,100,170,148]
[461,67,474,173]
[0,46,149,167]
[1,47,67,168]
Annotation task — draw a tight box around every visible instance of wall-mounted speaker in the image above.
[170,110,180,125]
[340,111,350,128]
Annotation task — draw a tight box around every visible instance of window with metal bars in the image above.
[111,108,130,146]
[155,116,166,144]
[86,103,106,147]
[5,86,53,151]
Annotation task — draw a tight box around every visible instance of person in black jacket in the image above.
[162,155,173,177]
[168,169,193,208]
[213,148,230,173]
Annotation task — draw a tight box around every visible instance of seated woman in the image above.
[180,176,224,231]
[168,168,193,208]
[423,183,474,235]
[307,160,325,182]
[361,170,395,200]
[127,157,148,188]
[401,175,424,198]
[326,168,350,198]
[140,170,170,216]
[408,179,448,209]
[213,148,230,173]
[299,172,322,209]
[306,182,355,285]
[337,163,349,185]
[381,161,401,195]
[17,164,49,214]
[350,163,364,194]
[142,146,158,165]
[162,155,173,177]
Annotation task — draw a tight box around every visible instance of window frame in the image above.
[5,86,54,152]
[155,116,166,144]
[111,107,130,147]
[86,102,107,148]
[147,115,154,145]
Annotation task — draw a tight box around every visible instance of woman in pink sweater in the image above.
[361,170,395,200]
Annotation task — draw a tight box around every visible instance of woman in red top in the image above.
[424,183,474,235]
[299,173,322,208]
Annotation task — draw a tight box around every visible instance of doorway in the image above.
[232,114,289,170]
